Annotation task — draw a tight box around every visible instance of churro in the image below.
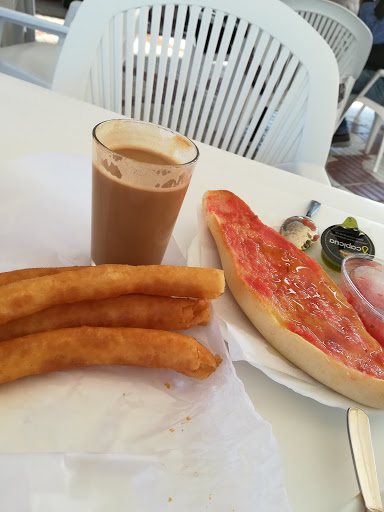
[0,327,222,382]
[0,265,224,326]
[0,295,210,342]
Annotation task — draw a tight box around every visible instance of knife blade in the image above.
[347,407,383,512]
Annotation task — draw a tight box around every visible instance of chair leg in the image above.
[353,104,365,123]
[372,134,384,173]
[365,112,383,154]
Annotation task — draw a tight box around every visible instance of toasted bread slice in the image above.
[203,190,384,408]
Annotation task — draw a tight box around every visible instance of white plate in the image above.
[340,491,384,512]
[187,196,384,414]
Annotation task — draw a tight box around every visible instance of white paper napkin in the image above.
[0,153,290,512]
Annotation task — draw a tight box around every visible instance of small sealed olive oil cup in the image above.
[320,217,375,272]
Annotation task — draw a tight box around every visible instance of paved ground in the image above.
[326,103,384,203]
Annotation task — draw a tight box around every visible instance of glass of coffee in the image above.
[91,119,199,266]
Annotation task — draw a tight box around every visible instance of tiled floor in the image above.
[326,104,384,204]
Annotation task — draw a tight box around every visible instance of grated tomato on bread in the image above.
[203,189,384,408]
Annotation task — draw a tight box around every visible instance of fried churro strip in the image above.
[0,295,210,342]
[0,266,86,287]
[0,265,224,326]
[0,327,222,382]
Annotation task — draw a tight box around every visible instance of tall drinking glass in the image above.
[91,119,199,266]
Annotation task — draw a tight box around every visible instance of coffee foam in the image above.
[93,120,197,189]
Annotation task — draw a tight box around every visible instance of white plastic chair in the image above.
[353,69,384,173]
[0,0,35,46]
[282,0,372,129]
[0,1,80,87]
[0,0,339,184]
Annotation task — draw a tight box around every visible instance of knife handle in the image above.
[347,407,383,512]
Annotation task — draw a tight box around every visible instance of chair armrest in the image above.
[0,7,69,38]
[358,69,384,99]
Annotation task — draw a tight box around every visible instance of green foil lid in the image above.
[320,217,375,271]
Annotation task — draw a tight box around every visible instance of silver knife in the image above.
[347,407,383,512]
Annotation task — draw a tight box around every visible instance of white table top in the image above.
[1,74,384,512]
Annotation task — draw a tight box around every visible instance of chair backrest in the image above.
[282,0,372,127]
[52,0,339,169]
